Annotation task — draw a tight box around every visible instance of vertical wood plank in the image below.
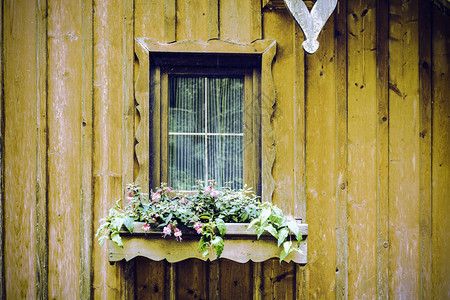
[134,2,169,298]
[209,260,220,300]
[207,0,219,39]
[47,0,83,297]
[418,1,432,299]
[263,8,295,215]
[431,6,450,299]
[335,0,349,298]
[92,0,124,298]
[376,0,389,298]
[252,262,262,300]
[165,0,176,42]
[388,0,421,297]
[293,15,306,221]
[262,259,296,299]
[219,0,261,43]
[304,12,337,299]
[347,0,379,298]
[220,260,253,300]
[35,0,49,298]
[135,258,165,300]
[122,0,136,298]
[176,0,208,40]
[0,0,4,296]
[4,1,38,297]
[135,0,164,40]
[176,259,208,300]
[79,0,94,298]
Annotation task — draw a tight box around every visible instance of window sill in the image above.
[109,221,308,264]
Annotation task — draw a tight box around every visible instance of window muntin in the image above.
[168,75,244,190]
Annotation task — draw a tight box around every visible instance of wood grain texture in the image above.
[164,0,176,42]
[3,0,37,298]
[79,0,94,298]
[293,16,306,221]
[0,0,3,297]
[219,0,261,43]
[263,8,296,216]
[92,0,124,298]
[122,0,136,298]
[176,0,208,40]
[304,12,337,299]
[388,0,421,297]
[335,0,348,298]
[262,259,296,299]
[431,6,450,299]
[418,1,432,299]
[346,0,378,298]
[47,0,83,297]
[376,0,390,298]
[35,0,49,298]
[135,0,164,40]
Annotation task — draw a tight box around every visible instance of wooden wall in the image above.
[1,0,449,299]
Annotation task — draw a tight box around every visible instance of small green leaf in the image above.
[287,219,300,240]
[114,217,125,231]
[259,207,271,225]
[277,228,289,247]
[110,232,123,248]
[264,224,278,239]
[211,236,224,258]
[216,218,226,236]
[124,216,135,233]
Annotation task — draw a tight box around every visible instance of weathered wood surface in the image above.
[431,5,450,299]
[2,0,450,299]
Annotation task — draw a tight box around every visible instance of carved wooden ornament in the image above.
[284,0,338,53]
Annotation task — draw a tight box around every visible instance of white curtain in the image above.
[168,76,243,190]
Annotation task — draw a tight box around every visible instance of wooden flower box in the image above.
[109,221,308,264]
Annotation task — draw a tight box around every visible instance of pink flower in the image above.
[167,187,172,193]
[142,223,150,232]
[162,225,171,237]
[174,228,182,241]
[193,222,203,234]
[180,197,187,205]
[210,189,219,199]
[152,192,161,202]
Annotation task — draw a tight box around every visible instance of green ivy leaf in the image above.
[287,219,301,240]
[264,224,278,239]
[124,215,135,233]
[211,236,224,258]
[110,232,123,248]
[259,206,271,225]
[277,227,289,247]
[114,217,124,231]
[216,218,226,236]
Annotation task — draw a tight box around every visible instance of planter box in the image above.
[108,221,308,264]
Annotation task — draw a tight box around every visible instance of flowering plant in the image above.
[96,181,303,261]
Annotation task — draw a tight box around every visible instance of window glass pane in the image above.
[169,77,205,133]
[168,135,205,190]
[207,135,243,190]
[208,77,244,133]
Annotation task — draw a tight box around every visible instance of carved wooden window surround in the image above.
[108,39,309,265]
[134,38,277,203]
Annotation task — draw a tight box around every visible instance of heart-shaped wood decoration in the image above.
[284,0,338,53]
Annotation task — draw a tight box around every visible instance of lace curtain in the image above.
[168,76,244,190]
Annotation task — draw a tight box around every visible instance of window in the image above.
[134,39,277,201]
[168,75,244,190]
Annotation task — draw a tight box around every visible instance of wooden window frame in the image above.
[134,38,277,202]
